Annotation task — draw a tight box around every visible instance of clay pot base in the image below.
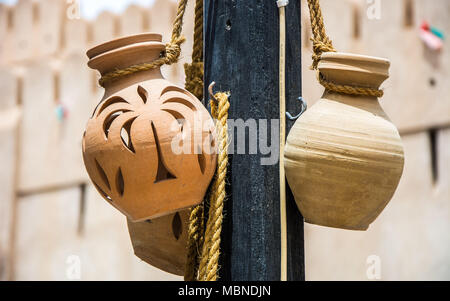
[127,209,190,276]
[305,218,370,231]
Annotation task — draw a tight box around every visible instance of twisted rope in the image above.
[184,203,204,281]
[307,0,336,70]
[98,0,189,87]
[184,0,204,100]
[307,0,383,97]
[183,0,205,282]
[318,72,384,98]
[197,93,230,281]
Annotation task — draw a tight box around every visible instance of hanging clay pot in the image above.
[284,52,404,230]
[127,209,190,276]
[82,33,217,222]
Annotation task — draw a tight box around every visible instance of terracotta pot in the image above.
[83,33,216,222]
[284,52,404,230]
[127,209,190,276]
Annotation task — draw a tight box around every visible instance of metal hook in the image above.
[286,97,307,121]
[208,81,218,102]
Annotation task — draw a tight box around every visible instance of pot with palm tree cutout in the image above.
[82,33,217,275]
[83,33,216,222]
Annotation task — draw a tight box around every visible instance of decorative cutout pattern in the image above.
[172,212,182,240]
[120,117,137,153]
[137,85,148,103]
[116,167,125,196]
[162,97,196,111]
[96,96,130,116]
[82,82,217,221]
[104,111,124,138]
[95,158,110,190]
[151,121,177,183]
[94,182,112,202]
[197,145,206,174]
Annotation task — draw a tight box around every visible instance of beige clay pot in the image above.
[284,52,404,230]
[82,33,217,222]
[127,209,190,276]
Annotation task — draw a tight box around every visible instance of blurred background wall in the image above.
[0,0,448,281]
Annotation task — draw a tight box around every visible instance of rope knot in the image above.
[164,36,186,65]
[310,37,335,70]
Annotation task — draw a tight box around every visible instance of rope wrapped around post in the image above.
[185,91,230,281]
[197,92,230,281]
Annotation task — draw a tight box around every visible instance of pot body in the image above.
[83,33,216,222]
[284,53,404,230]
[127,209,190,276]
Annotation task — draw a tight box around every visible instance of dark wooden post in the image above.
[204,0,304,281]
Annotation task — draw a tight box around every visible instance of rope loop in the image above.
[98,0,188,87]
[307,0,384,97]
[317,71,384,98]
[164,36,186,65]
[310,37,335,70]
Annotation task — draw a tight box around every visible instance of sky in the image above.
[0,0,173,20]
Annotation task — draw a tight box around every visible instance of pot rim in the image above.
[86,32,163,60]
[320,52,390,67]
[319,52,390,88]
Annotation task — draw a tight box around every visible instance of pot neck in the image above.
[321,90,388,119]
[86,33,166,99]
[100,69,163,100]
